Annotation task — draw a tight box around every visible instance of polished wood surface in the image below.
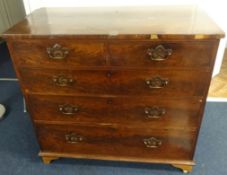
[109,40,218,68]
[10,39,106,67]
[3,6,224,39]
[9,39,218,69]
[2,6,224,173]
[28,95,202,129]
[20,68,209,96]
[39,151,195,166]
[36,123,196,161]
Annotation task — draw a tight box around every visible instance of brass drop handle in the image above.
[65,133,83,144]
[147,45,172,61]
[59,104,79,115]
[53,74,74,87]
[143,137,162,148]
[145,76,168,89]
[47,43,69,60]
[144,106,166,118]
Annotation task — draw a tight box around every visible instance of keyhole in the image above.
[107,98,113,104]
[106,71,113,78]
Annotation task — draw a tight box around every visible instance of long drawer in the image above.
[20,68,209,97]
[36,123,196,162]
[108,40,218,68]
[10,39,106,67]
[10,39,217,69]
[28,95,202,129]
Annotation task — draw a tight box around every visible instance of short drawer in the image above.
[28,95,202,130]
[10,39,106,68]
[36,123,196,162]
[109,40,218,68]
[20,68,209,97]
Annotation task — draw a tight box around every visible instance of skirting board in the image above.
[207,97,227,102]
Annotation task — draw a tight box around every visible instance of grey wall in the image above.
[0,0,26,34]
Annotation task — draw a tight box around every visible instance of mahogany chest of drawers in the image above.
[3,6,224,173]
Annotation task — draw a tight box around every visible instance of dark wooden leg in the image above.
[172,164,193,173]
[41,156,59,164]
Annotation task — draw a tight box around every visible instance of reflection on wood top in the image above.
[3,6,225,39]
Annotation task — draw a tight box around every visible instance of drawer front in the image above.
[29,95,202,129]
[109,41,218,68]
[36,124,196,161]
[10,39,106,67]
[20,68,209,97]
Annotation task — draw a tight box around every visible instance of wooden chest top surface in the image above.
[3,6,224,39]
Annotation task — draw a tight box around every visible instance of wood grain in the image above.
[36,123,196,162]
[19,68,209,97]
[10,39,107,68]
[109,40,218,68]
[2,6,224,39]
[28,95,202,130]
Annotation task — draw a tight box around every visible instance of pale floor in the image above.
[208,49,227,98]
